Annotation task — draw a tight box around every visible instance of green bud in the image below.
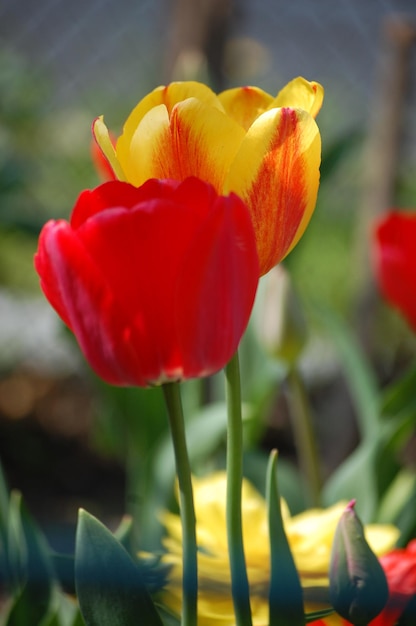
[253,265,307,366]
[329,500,389,626]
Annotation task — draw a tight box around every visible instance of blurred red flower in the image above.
[370,539,416,626]
[373,211,416,330]
[34,177,259,387]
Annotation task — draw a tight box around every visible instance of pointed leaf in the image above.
[75,509,162,626]
[266,450,304,626]
[5,492,54,625]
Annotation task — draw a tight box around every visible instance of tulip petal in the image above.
[90,127,117,181]
[119,81,223,148]
[92,116,127,181]
[118,98,245,190]
[35,221,76,331]
[92,83,223,182]
[35,220,139,385]
[218,86,273,130]
[71,180,150,229]
[175,191,258,376]
[374,212,416,331]
[59,196,218,386]
[271,77,324,118]
[224,107,321,275]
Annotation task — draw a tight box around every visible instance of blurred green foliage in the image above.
[0,44,99,292]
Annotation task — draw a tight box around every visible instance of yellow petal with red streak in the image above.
[92,116,127,181]
[271,77,324,118]
[117,97,245,190]
[116,103,171,186]
[218,86,274,130]
[117,81,224,162]
[224,107,321,275]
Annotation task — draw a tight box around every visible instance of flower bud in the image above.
[253,265,307,366]
[329,500,389,625]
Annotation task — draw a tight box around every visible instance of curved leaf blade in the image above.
[75,509,162,626]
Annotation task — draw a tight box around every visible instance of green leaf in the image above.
[154,400,260,487]
[314,306,381,441]
[305,607,334,622]
[7,491,28,590]
[152,400,230,516]
[75,509,163,626]
[397,594,416,625]
[5,491,54,626]
[50,551,75,595]
[377,469,416,544]
[39,587,83,626]
[381,364,416,418]
[314,307,389,520]
[243,449,305,515]
[157,606,181,626]
[0,459,9,535]
[0,460,10,603]
[266,450,304,626]
[320,129,362,183]
[113,515,135,555]
[377,468,416,523]
[322,442,378,522]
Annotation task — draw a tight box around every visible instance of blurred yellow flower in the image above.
[93,77,323,276]
[159,472,399,626]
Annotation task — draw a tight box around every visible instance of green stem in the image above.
[162,382,197,626]
[286,366,322,507]
[225,351,252,626]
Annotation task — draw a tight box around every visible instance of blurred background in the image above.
[1,0,416,557]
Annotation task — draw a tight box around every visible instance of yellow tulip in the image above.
[93,78,323,275]
[158,472,399,626]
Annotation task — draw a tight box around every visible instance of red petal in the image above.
[175,191,259,376]
[71,179,182,229]
[374,212,416,331]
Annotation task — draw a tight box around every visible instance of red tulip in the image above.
[34,177,259,387]
[373,211,416,330]
[370,539,416,626]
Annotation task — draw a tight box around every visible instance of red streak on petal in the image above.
[162,105,224,192]
[247,108,307,272]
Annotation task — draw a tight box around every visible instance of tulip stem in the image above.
[286,366,322,507]
[162,382,197,626]
[225,351,253,626]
